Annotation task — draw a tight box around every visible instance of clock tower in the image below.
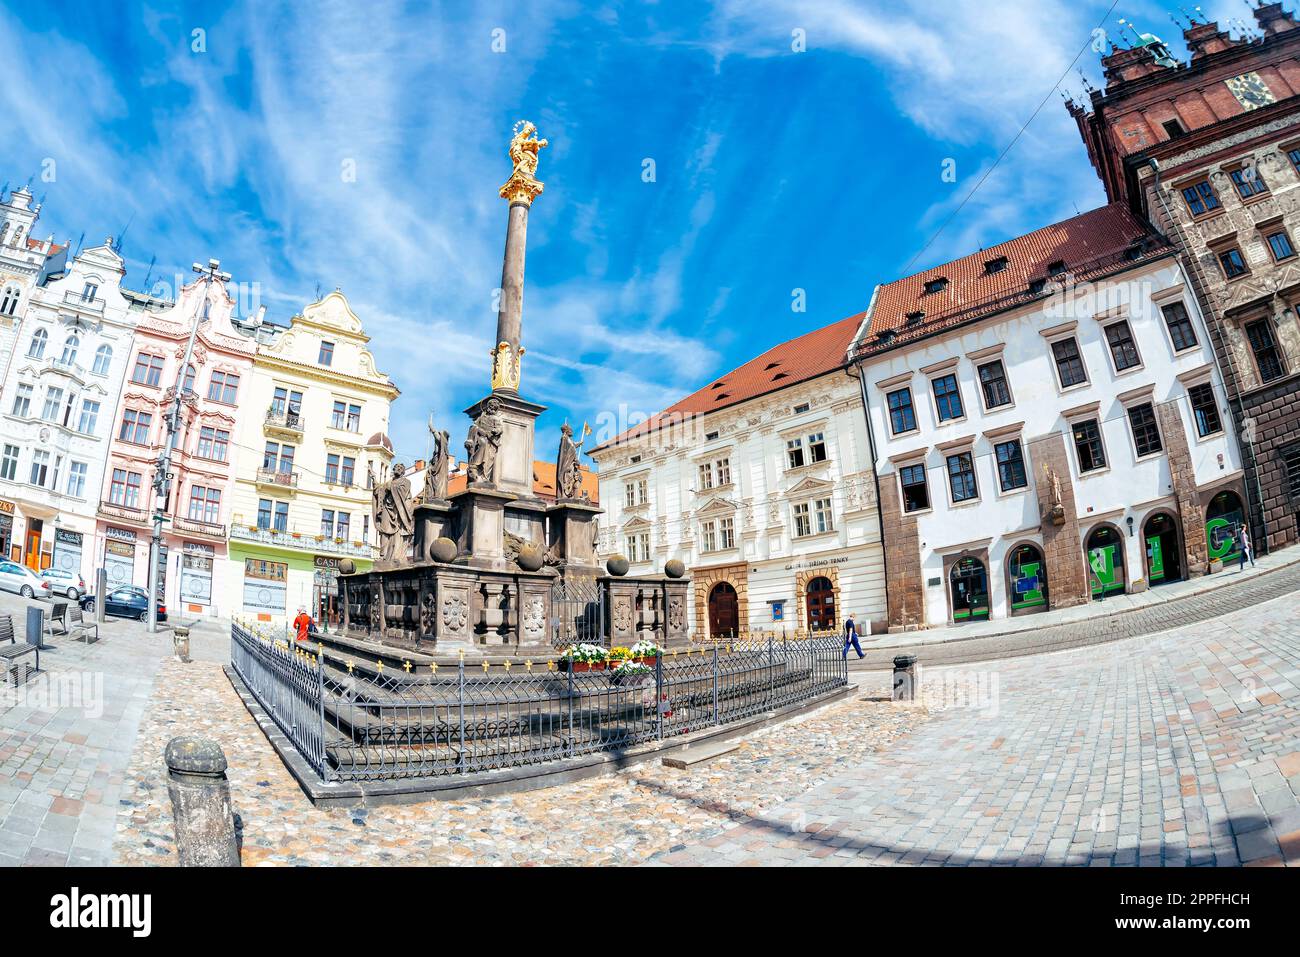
[1069,2,1300,554]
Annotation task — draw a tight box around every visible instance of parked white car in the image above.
[40,568,86,600]
[0,561,53,599]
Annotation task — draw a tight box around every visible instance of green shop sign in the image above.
[1205,517,1241,563]
[1088,545,1124,596]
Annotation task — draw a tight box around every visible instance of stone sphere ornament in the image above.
[338,559,356,575]
[606,554,630,577]
[429,537,458,564]
[664,559,686,579]
[516,543,545,572]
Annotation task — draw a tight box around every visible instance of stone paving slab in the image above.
[666,591,1300,866]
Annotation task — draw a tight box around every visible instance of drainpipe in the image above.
[1145,157,1268,554]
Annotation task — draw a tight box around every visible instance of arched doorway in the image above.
[1205,490,1245,564]
[805,576,836,632]
[1085,525,1126,598]
[949,557,989,623]
[1007,543,1048,615]
[707,581,739,638]
[1143,512,1183,585]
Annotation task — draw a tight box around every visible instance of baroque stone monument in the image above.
[336,121,690,653]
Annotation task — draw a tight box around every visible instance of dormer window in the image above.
[877,329,896,345]
[1162,118,1185,139]
[709,381,725,390]
[705,430,719,441]
[1028,278,1047,295]
[771,372,789,381]
[763,362,780,370]
[923,277,948,295]
[984,256,1007,274]
[1047,260,1067,277]
[905,310,925,326]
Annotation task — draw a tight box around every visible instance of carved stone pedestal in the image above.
[464,393,546,499]
[547,498,601,567]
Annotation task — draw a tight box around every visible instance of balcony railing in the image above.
[256,468,299,489]
[265,407,305,433]
[63,290,105,313]
[229,523,376,558]
[173,515,227,540]
[97,499,149,525]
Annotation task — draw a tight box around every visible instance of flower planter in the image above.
[561,660,606,672]
[634,656,659,666]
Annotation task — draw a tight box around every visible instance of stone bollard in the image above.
[164,736,240,867]
[892,654,919,702]
[172,625,191,663]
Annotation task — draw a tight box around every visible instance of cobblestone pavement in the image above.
[664,592,1300,866]
[0,592,226,867]
[112,666,921,866]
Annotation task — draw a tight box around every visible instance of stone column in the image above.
[494,201,529,387]
[164,736,240,867]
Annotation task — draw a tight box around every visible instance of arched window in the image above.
[1206,490,1246,563]
[950,557,990,623]
[0,285,19,316]
[181,364,196,394]
[26,328,47,359]
[1007,543,1048,614]
[805,576,836,632]
[1085,525,1126,598]
[92,344,112,375]
[60,334,79,366]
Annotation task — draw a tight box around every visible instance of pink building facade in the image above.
[93,272,255,618]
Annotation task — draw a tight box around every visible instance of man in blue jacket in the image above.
[842,612,864,660]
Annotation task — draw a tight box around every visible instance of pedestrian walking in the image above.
[293,606,313,643]
[1240,526,1255,569]
[842,612,864,660]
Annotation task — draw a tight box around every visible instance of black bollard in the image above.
[892,654,919,702]
[164,736,240,866]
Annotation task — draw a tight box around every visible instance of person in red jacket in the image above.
[293,607,313,643]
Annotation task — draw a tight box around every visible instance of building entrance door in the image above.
[805,576,836,632]
[1143,513,1183,585]
[24,518,43,571]
[708,581,739,638]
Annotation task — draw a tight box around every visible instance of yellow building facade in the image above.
[223,291,397,626]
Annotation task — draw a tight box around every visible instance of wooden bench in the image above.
[67,604,99,644]
[0,613,39,684]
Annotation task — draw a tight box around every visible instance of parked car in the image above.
[79,586,167,623]
[40,568,86,600]
[0,561,52,599]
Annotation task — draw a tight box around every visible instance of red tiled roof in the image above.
[857,203,1163,354]
[443,460,599,502]
[596,313,865,450]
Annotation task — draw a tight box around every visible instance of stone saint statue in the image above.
[1042,463,1065,526]
[555,421,590,500]
[465,398,504,486]
[425,416,450,502]
[373,462,414,563]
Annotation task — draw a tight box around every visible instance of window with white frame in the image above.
[792,498,834,538]
[11,383,32,417]
[698,457,731,489]
[66,461,87,498]
[702,520,718,552]
[27,328,47,359]
[807,433,827,463]
[92,344,112,375]
[700,517,733,552]
[29,450,49,487]
[719,516,735,549]
[41,386,64,422]
[0,445,17,481]
[625,531,650,563]
[624,477,647,507]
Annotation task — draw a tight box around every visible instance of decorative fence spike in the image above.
[403,660,412,673]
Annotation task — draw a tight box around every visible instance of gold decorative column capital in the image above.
[499,119,548,206]
[490,341,524,391]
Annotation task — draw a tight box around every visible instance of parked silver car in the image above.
[0,560,53,599]
[40,568,86,600]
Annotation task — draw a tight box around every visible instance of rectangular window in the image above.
[337,512,351,540]
[791,503,811,538]
[932,373,964,421]
[331,401,346,429]
[257,499,272,530]
[188,487,221,523]
[1284,446,1300,500]
[1180,180,1219,216]
[109,469,132,506]
[625,532,650,563]
[995,439,1028,491]
[1188,383,1222,437]
[1218,246,1248,279]
[1104,320,1142,371]
[977,360,1012,409]
[271,386,287,414]
[1246,319,1286,382]
[786,438,805,469]
[1267,230,1295,261]
[887,387,917,434]
[319,341,334,366]
[0,444,17,481]
[29,450,49,487]
[1229,167,1267,199]
[325,453,340,484]
[1127,403,1163,458]
[719,516,735,549]
[196,426,230,461]
[812,498,833,534]
[1072,419,1107,473]
[946,451,978,503]
[66,461,87,498]
[626,480,640,506]
[1161,301,1198,352]
[41,386,64,422]
[900,463,929,513]
[341,456,356,487]
[119,409,152,444]
[273,501,289,532]
[207,370,239,403]
[1052,337,1088,388]
[807,433,827,463]
[1289,148,1300,174]
[131,353,164,386]
[77,399,100,435]
[11,383,32,417]
[321,509,335,537]
[346,404,361,432]
[715,458,731,486]
[702,520,718,552]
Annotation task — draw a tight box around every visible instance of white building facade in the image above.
[850,205,1245,630]
[0,240,136,577]
[591,315,886,638]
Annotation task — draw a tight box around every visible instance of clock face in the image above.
[1227,72,1277,111]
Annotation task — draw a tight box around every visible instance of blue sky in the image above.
[1,0,1245,466]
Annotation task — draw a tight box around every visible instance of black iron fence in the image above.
[230,622,847,783]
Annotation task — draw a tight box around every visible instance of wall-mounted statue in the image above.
[466,397,504,486]
[373,462,415,562]
[425,414,451,502]
[1042,463,1065,527]
[556,420,591,500]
